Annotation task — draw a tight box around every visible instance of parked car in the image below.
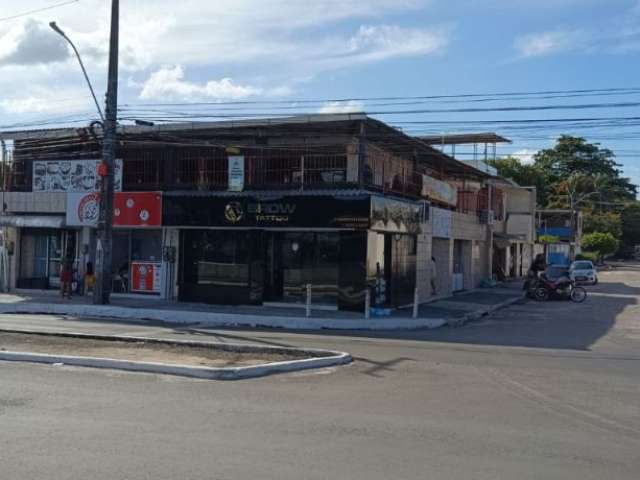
[569,260,598,285]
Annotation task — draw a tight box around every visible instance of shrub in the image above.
[576,252,599,263]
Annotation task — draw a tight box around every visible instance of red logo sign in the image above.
[77,192,101,224]
[113,192,162,227]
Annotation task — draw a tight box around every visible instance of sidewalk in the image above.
[0,285,524,331]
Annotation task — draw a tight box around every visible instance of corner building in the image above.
[1,114,532,313]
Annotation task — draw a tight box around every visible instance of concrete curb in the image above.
[0,329,352,380]
[446,295,524,327]
[0,303,447,331]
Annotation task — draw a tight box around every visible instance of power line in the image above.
[120,86,640,108]
[0,0,80,22]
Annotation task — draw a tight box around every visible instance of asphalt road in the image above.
[1,266,639,480]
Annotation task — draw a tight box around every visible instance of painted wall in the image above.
[0,192,66,214]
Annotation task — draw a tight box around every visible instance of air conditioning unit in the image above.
[480,210,495,225]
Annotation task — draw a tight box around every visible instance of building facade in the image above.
[0,114,533,312]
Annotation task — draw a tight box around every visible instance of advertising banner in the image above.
[370,196,422,234]
[66,191,162,227]
[431,207,452,238]
[114,192,162,227]
[33,159,123,193]
[130,262,162,293]
[66,192,101,227]
[422,174,458,206]
[228,156,245,192]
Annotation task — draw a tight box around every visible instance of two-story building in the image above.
[536,209,583,265]
[0,114,524,312]
[418,132,538,282]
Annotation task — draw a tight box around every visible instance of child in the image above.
[85,261,96,294]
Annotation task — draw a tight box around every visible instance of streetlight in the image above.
[49,21,104,122]
[50,6,120,305]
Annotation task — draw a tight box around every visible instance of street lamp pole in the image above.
[49,22,104,122]
[94,0,119,304]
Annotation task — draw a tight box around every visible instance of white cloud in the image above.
[0,19,70,66]
[514,29,584,58]
[511,149,538,164]
[139,66,262,101]
[318,100,365,114]
[345,24,449,63]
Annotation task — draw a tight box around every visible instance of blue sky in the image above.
[1,0,639,183]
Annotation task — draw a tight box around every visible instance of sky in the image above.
[1,0,639,184]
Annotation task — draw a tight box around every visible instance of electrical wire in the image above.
[119,86,640,107]
[0,0,80,22]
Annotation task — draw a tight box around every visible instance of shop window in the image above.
[184,230,250,287]
[281,232,340,302]
[132,230,162,262]
[111,229,163,294]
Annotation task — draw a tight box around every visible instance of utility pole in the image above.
[94,0,119,304]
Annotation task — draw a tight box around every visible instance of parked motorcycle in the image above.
[533,274,587,303]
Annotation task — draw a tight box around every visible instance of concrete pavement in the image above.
[0,266,639,479]
[0,285,524,330]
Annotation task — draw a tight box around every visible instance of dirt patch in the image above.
[0,332,308,368]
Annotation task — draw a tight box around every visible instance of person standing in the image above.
[60,257,74,299]
[85,261,96,294]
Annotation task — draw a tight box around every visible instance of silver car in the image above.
[570,260,598,285]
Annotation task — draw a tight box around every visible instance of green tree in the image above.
[583,211,622,237]
[621,203,640,255]
[582,232,619,262]
[486,156,549,204]
[534,135,637,203]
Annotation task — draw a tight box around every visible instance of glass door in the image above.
[263,232,283,301]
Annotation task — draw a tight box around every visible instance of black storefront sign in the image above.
[164,194,372,229]
[164,193,422,232]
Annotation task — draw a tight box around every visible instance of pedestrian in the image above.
[431,256,438,296]
[85,261,96,294]
[60,257,74,299]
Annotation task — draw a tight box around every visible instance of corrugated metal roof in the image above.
[417,133,512,145]
[0,113,368,140]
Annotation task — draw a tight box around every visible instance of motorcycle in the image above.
[532,273,587,303]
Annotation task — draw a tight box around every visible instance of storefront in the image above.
[66,191,164,295]
[165,192,422,311]
[17,227,78,289]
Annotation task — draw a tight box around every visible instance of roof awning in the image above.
[0,215,65,228]
[493,232,527,248]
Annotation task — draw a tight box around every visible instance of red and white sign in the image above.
[131,262,162,293]
[66,192,162,227]
[114,192,162,227]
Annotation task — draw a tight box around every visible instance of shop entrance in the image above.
[18,229,77,289]
[263,231,340,307]
[263,232,284,301]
